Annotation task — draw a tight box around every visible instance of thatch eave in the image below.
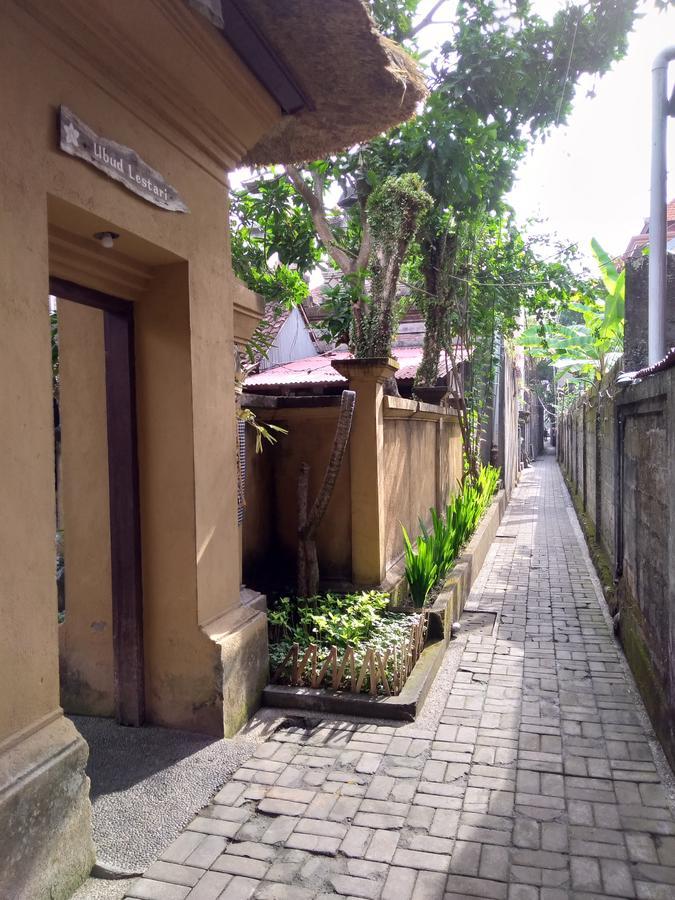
[241,0,427,166]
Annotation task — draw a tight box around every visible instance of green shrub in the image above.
[403,465,500,604]
[267,589,421,691]
[268,590,390,649]
[402,525,438,608]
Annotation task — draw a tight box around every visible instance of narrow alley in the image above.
[126,453,675,900]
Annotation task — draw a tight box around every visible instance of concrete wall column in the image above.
[134,263,223,735]
[332,358,398,586]
[0,181,95,896]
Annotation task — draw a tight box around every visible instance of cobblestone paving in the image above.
[125,455,675,900]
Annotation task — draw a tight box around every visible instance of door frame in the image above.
[50,277,145,726]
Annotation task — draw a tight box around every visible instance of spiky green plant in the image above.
[403,465,501,604]
[402,526,438,608]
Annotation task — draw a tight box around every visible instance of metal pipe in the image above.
[649,47,675,366]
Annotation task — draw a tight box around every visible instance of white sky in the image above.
[414,0,675,263]
[506,1,675,262]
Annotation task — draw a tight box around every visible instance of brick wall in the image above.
[557,365,675,769]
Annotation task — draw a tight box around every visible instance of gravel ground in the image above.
[70,877,135,900]
[71,716,259,872]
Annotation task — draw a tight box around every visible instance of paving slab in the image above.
[122,453,675,900]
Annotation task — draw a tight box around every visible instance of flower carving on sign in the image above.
[63,122,80,146]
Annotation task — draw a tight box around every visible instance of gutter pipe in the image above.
[649,46,675,365]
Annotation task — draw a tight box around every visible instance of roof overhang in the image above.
[194,0,427,165]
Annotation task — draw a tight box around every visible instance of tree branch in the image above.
[408,0,447,38]
[354,199,371,272]
[285,165,355,275]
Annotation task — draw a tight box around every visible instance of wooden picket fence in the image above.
[271,611,428,696]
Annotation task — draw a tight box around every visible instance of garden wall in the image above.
[382,398,463,572]
[242,399,352,588]
[242,387,463,593]
[557,362,675,770]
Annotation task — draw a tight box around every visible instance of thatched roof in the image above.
[243,0,427,165]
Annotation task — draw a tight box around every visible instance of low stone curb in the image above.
[262,489,506,721]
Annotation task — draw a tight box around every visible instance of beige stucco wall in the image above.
[0,0,282,738]
[58,301,115,717]
[243,406,352,586]
[1,2,285,892]
[243,398,463,590]
[439,415,463,510]
[383,417,438,570]
[382,405,463,572]
[135,263,226,733]
[242,426,276,581]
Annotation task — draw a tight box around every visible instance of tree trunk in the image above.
[296,462,310,598]
[297,390,356,596]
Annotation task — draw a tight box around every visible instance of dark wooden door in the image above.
[50,277,144,726]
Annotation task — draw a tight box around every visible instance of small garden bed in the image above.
[269,591,427,697]
[264,480,505,719]
[266,466,502,713]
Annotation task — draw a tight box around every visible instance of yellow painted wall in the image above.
[243,401,463,590]
[242,426,275,581]
[382,414,463,570]
[0,140,60,745]
[135,264,224,733]
[0,0,282,743]
[58,301,115,717]
[383,418,437,570]
[243,406,352,585]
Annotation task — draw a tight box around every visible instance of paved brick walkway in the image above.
[125,454,675,900]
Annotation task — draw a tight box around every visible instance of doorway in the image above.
[51,277,144,726]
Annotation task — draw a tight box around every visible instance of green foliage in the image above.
[355,173,433,358]
[268,590,422,692]
[432,464,499,573]
[404,465,500,605]
[236,408,287,454]
[438,1,638,142]
[411,212,585,474]
[590,237,625,338]
[230,172,321,309]
[402,525,438,608]
[367,173,433,254]
[364,0,639,468]
[518,238,624,391]
[268,590,390,647]
[367,0,420,41]
[320,272,368,345]
[230,0,641,463]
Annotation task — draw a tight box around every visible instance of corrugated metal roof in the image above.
[623,197,675,258]
[244,346,464,389]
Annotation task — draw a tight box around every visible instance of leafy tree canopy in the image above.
[232,0,644,311]
[230,0,646,462]
[518,239,625,400]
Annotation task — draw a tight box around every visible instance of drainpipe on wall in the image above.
[649,46,675,365]
[614,410,625,581]
[491,333,502,469]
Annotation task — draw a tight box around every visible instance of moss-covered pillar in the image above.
[332,358,398,587]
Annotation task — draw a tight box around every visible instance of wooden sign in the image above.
[59,106,189,213]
